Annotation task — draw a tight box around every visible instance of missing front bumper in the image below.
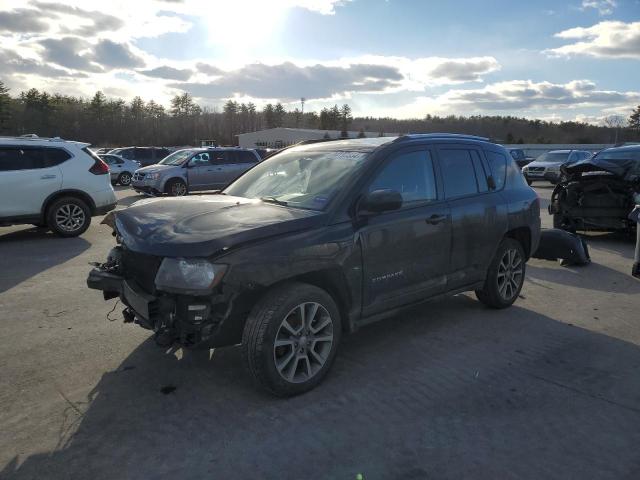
[87,267,227,347]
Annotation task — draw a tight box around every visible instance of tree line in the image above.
[0,80,638,147]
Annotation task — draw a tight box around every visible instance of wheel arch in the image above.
[41,189,97,220]
[504,226,532,259]
[163,176,187,193]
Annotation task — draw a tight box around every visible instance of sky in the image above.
[0,0,639,123]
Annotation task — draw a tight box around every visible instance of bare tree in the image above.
[603,115,626,143]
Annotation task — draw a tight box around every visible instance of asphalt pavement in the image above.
[0,186,639,480]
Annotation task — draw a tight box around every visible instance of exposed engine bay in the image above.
[550,173,638,232]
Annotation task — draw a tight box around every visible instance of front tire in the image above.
[475,238,525,309]
[166,178,188,196]
[46,197,91,237]
[242,282,342,396]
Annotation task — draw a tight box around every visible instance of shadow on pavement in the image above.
[581,232,636,260]
[527,260,639,294]
[0,228,90,293]
[3,297,640,479]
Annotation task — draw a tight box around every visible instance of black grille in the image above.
[120,248,162,294]
[529,167,545,172]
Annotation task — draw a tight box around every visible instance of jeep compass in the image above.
[88,134,540,396]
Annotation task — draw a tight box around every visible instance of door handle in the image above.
[40,174,56,179]
[426,214,446,225]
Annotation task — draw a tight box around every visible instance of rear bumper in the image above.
[95,202,116,216]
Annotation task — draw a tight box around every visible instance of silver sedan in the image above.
[99,154,141,186]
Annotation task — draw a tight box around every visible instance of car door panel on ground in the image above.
[0,146,65,217]
[359,147,452,318]
[435,145,507,289]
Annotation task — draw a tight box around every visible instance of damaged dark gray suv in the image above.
[88,134,540,396]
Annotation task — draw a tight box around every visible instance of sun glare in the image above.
[204,1,287,54]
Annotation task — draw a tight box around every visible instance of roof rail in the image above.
[393,133,490,143]
[0,135,65,142]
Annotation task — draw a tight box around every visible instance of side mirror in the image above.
[487,175,497,190]
[358,189,403,215]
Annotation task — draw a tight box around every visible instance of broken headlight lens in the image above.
[154,258,227,295]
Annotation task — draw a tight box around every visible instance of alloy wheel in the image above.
[497,248,523,301]
[55,204,86,232]
[120,173,131,185]
[273,302,334,383]
[172,182,187,196]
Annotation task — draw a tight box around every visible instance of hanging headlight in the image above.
[155,258,227,295]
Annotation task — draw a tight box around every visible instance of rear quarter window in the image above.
[485,151,507,190]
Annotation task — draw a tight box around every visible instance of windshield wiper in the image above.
[260,196,288,206]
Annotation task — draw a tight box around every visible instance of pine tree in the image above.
[629,105,640,134]
[340,104,352,136]
[274,103,285,128]
[0,81,11,134]
[264,103,275,129]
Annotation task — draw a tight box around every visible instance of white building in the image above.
[237,127,397,149]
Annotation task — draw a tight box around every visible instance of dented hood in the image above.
[110,195,326,257]
[563,157,630,178]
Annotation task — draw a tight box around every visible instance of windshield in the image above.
[535,152,569,163]
[158,149,193,165]
[224,149,369,210]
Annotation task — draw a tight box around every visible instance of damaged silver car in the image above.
[549,145,640,232]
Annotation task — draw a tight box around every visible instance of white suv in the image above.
[0,136,117,237]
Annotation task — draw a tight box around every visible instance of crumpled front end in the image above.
[87,244,240,349]
[549,174,638,232]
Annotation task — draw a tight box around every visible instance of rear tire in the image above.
[46,197,91,237]
[118,172,132,186]
[242,282,341,396]
[475,238,525,309]
[165,179,188,196]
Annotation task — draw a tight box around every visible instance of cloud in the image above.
[581,0,616,15]
[0,47,84,78]
[139,66,193,81]
[171,61,405,100]
[426,57,500,83]
[38,37,102,72]
[93,40,145,68]
[547,21,640,59]
[0,8,48,33]
[438,79,639,111]
[196,63,224,75]
[32,1,124,34]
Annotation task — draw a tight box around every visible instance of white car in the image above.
[0,136,117,237]
[99,153,140,186]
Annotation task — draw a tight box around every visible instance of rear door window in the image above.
[485,151,507,190]
[135,148,153,162]
[0,147,68,171]
[236,150,259,164]
[212,151,235,165]
[437,148,479,199]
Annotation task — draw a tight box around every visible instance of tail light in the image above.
[89,158,110,175]
[83,147,110,175]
